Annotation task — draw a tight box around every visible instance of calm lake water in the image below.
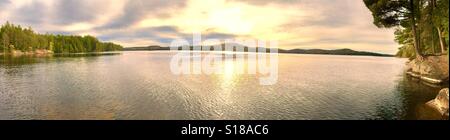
[0,51,447,120]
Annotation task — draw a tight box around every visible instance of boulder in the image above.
[426,88,449,119]
[407,55,449,84]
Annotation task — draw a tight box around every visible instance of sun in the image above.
[207,7,253,35]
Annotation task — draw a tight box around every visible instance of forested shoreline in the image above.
[364,0,449,59]
[0,22,122,54]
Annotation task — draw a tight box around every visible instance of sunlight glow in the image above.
[0,0,400,54]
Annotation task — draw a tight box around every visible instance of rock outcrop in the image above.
[426,88,449,119]
[406,55,449,84]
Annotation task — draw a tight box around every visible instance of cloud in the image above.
[0,0,10,7]
[147,26,180,33]
[97,0,186,30]
[98,25,237,47]
[12,0,47,24]
[98,26,180,40]
[52,0,99,24]
[300,1,352,27]
[228,0,301,6]
[0,0,400,54]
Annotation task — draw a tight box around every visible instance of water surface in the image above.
[0,51,446,120]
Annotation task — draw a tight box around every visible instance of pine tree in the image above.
[0,22,123,53]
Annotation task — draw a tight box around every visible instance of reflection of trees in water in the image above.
[0,53,121,66]
[0,52,121,75]
[1,55,45,66]
[52,52,121,58]
[372,74,447,120]
[370,98,405,120]
[0,55,45,76]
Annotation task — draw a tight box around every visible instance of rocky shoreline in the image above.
[406,55,449,120]
[0,49,53,56]
[426,88,449,119]
[406,55,449,84]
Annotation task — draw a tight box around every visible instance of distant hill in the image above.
[279,48,393,57]
[122,46,170,51]
[123,45,393,57]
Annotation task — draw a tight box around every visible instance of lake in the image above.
[0,51,447,120]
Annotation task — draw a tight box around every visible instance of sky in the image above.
[0,0,400,54]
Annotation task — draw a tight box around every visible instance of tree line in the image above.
[0,22,122,54]
[364,0,449,59]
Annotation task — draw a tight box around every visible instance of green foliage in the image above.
[364,0,449,58]
[0,22,122,53]
[395,28,416,58]
[418,0,449,55]
[363,0,410,28]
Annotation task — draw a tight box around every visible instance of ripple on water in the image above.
[0,52,447,120]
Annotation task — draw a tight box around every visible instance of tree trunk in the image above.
[437,27,447,54]
[430,0,436,55]
[432,29,436,54]
[410,0,423,59]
